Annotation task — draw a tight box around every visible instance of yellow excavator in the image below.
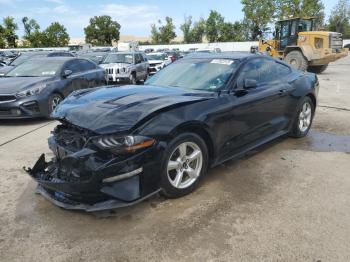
[253,17,348,73]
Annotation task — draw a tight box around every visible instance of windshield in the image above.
[298,19,313,31]
[147,54,166,60]
[146,58,239,91]
[102,53,133,64]
[6,59,63,77]
[11,53,46,66]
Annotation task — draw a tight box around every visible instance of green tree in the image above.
[180,16,192,43]
[2,17,18,47]
[43,22,70,47]
[275,0,325,27]
[22,17,44,47]
[84,16,121,46]
[0,25,5,48]
[150,17,176,44]
[219,21,247,42]
[159,17,177,43]
[150,23,160,43]
[241,0,275,40]
[205,10,225,42]
[190,18,206,43]
[327,0,350,38]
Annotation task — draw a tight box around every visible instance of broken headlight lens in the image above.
[93,135,155,153]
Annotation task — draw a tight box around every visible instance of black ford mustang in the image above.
[26,53,319,211]
[0,57,106,118]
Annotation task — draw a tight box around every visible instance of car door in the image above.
[134,53,144,80]
[217,58,292,159]
[78,59,103,87]
[62,60,88,96]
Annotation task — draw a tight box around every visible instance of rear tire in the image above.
[284,51,308,71]
[160,133,208,198]
[289,96,315,138]
[308,65,328,74]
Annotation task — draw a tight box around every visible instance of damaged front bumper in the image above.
[25,137,163,211]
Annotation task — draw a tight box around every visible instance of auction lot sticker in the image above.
[210,59,234,65]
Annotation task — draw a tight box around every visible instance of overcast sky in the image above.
[0,0,337,38]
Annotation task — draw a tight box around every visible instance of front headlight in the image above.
[93,135,155,153]
[16,84,46,98]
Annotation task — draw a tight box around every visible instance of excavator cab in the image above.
[276,18,315,50]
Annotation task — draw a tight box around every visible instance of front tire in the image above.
[308,65,328,74]
[289,96,315,138]
[47,93,63,116]
[160,133,208,198]
[129,73,137,85]
[284,51,308,71]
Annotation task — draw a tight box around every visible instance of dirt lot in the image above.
[0,56,349,262]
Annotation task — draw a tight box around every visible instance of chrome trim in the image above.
[102,167,143,183]
[0,94,17,104]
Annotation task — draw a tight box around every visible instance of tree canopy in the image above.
[151,17,177,44]
[84,16,121,46]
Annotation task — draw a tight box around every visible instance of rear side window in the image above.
[237,58,291,87]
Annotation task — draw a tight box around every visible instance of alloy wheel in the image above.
[298,101,312,132]
[51,96,62,111]
[167,142,203,189]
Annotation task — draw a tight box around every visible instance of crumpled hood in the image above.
[0,76,54,94]
[52,85,215,134]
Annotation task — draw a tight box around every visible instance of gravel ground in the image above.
[0,55,349,262]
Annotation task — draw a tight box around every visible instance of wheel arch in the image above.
[306,93,317,108]
[169,121,216,165]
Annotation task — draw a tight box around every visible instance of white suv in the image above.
[100,52,149,84]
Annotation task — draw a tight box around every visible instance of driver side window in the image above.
[236,59,261,88]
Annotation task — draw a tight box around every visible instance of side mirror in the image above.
[244,79,258,89]
[62,69,72,78]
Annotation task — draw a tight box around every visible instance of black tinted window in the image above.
[237,59,290,87]
[135,54,143,63]
[79,60,96,71]
[65,61,82,73]
[236,59,262,87]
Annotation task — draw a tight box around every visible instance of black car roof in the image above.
[183,52,257,61]
[26,57,80,63]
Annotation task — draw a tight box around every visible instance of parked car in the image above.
[0,50,17,60]
[196,48,222,53]
[165,51,180,62]
[78,52,108,64]
[0,51,75,76]
[344,43,350,50]
[100,52,149,84]
[25,53,319,211]
[146,52,172,75]
[0,57,106,119]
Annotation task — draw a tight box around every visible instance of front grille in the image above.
[0,109,11,116]
[0,95,16,103]
[330,33,343,51]
[105,68,121,75]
